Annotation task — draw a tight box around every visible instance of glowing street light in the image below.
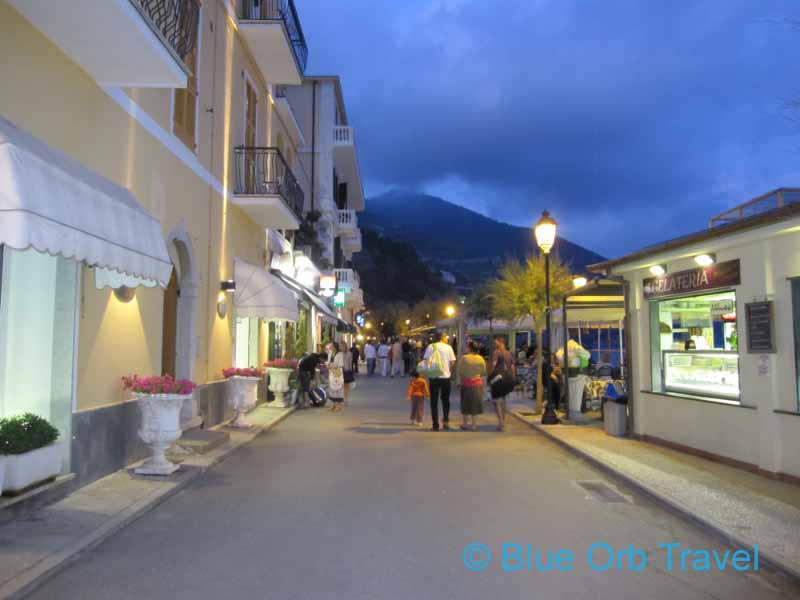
[535,209,559,425]
[445,305,456,317]
[573,276,588,289]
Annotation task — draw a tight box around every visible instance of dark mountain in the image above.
[359,191,606,287]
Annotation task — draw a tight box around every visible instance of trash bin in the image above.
[603,382,628,437]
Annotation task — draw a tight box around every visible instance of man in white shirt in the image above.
[423,332,457,431]
[363,342,377,376]
[377,340,390,377]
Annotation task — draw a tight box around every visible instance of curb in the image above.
[1,407,295,600]
[509,410,800,583]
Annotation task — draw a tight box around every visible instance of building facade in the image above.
[0,0,364,489]
[592,189,800,481]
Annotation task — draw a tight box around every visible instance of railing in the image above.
[709,188,800,227]
[239,0,308,73]
[132,0,200,61]
[333,126,354,145]
[334,268,359,289]
[337,209,358,231]
[234,147,304,219]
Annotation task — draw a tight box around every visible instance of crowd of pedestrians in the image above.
[294,333,519,432]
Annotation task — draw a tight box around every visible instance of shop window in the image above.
[234,316,260,368]
[0,246,78,472]
[649,290,740,402]
[268,321,283,360]
[792,279,800,411]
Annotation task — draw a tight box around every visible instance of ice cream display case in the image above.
[662,351,740,401]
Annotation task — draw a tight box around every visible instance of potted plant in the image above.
[264,359,298,408]
[122,374,197,476]
[0,413,61,495]
[222,367,263,428]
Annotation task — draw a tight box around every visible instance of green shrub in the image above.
[0,413,60,455]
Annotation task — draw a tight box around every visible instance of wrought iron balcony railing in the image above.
[234,147,305,220]
[239,0,309,73]
[132,0,200,62]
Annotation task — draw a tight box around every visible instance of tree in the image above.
[489,254,574,411]
[466,282,498,348]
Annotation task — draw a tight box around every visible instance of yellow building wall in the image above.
[0,1,275,410]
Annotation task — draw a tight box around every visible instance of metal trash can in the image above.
[603,382,628,437]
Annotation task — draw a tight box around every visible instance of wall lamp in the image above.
[649,264,667,277]
[694,254,716,267]
[573,276,588,288]
[221,280,236,293]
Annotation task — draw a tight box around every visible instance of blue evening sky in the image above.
[299,0,800,258]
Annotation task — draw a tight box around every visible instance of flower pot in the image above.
[135,393,188,476]
[3,442,63,494]
[267,368,294,408]
[225,376,261,428]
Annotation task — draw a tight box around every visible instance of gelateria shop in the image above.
[592,195,800,481]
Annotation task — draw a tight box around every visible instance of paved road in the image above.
[28,376,799,599]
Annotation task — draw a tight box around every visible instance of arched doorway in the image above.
[163,223,200,428]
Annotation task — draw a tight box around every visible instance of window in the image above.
[568,326,623,367]
[650,290,739,402]
[234,317,260,368]
[792,279,800,411]
[173,16,200,150]
[0,246,78,472]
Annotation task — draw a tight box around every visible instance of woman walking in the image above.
[489,337,516,431]
[458,341,486,431]
[328,342,346,412]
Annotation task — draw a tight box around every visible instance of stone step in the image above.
[175,428,230,455]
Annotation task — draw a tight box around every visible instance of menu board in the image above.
[745,301,775,353]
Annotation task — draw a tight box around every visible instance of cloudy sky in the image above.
[299,0,800,258]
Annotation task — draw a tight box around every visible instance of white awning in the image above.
[272,269,338,325]
[0,116,172,285]
[234,258,298,321]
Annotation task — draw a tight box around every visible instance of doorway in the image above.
[161,269,179,376]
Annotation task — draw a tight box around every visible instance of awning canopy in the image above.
[0,116,172,285]
[272,269,339,325]
[234,259,298,321]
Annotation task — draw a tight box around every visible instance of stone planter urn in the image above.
[135,394,188,475]
[226,376,261,428]
[267,368,294,408]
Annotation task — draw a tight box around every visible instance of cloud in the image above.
[298,0,800,256]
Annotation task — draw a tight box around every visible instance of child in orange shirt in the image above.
[407,370,429,427]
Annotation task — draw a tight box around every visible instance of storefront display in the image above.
[650,289,740,402]
[663,351,740,400]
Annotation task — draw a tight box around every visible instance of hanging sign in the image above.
[745,301,775,353]
[333,291,346,307]
[643,260,740,299]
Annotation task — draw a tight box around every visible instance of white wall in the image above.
[614,218,800,477]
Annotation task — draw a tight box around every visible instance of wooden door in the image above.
[162,269,179,376]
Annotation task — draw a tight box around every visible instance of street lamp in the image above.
[535,209,560,425]
[445,305,456,317]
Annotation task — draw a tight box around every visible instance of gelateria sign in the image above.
[643,259,741,299]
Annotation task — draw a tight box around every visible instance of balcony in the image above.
[336,209,358,235]
[8,0,199,87]
[341,229,362,258]
[232,147,303,230]
[333,126,365,211]
[237,0,308,85]
[334,268,359,292]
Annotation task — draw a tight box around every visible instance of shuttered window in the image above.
[173,32,199,150]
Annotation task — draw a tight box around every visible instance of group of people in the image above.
[296,341,359,412]
[362,338,422,377]
[406,333,517,432]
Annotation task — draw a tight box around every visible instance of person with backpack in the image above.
[422,332,457,431]
[489,336,516,432]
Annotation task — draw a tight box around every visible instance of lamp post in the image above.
[535,210,560,425]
